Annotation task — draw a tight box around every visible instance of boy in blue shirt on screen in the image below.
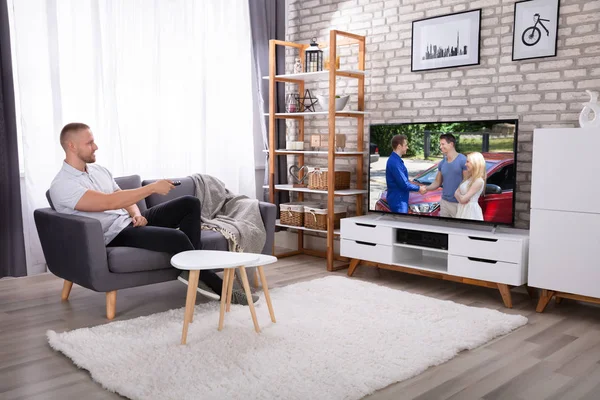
[423,133,468,218]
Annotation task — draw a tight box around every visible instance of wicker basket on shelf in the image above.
[307,168,351,190]
[304,204,348,230]
[280,202,322,227]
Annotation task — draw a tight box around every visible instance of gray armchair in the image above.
[34,175,276,319]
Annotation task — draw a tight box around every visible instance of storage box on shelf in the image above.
[266,30,368,271]
[340,215,530,308]
[304,204,347,231]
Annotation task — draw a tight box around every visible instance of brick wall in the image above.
[285,0,599,229]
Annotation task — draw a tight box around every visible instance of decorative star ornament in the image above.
[296,89,318,112]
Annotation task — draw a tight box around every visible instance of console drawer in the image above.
[340,239,393,264]
[449,235,522,264]
[448,255,524,286]
[341,220,393,245]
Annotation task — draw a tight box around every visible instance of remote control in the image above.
[172,181,181,186]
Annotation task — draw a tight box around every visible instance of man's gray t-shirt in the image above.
[438,153,467,203]
[49,162,132,244]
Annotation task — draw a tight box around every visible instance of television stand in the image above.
[341,215,530,308]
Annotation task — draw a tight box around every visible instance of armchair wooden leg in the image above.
[106,291,117,320]
[61,280,73,301]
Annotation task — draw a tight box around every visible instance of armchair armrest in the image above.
[258,201,276,255]
[34,208,109,291]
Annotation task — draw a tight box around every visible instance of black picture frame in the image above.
[512,0,560,61]
[411,9,481,72]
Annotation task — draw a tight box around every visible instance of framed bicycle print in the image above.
[411,9,481,72]
[512,0,560,61]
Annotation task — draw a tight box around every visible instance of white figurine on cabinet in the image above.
[293,57,302,74]
[579,90,600,128]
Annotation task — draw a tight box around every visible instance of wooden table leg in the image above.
[181,270,200,345]
[238,266,261,333]
[257,266,276,323]
[347,259,360,277]
[536,289,556,313]
[226,268,235,312]
[218,268,231,331]
[497,283,513,308]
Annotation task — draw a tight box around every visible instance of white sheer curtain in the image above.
[9,0,257,271]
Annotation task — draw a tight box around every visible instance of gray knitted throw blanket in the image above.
[190,173,266,254]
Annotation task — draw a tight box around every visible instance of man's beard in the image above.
[79,153,96,163]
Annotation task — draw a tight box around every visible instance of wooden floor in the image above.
[2,254,600,400]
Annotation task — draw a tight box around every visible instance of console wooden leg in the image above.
[536,289,556,313]
[526,286,538,299]
[555,296,563,305]
[497,284,512,308]
[61,280,73,301]
[348,259,361,277]
[106,291,117,320]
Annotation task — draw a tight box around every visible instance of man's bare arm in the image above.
[425,171,443,192]
[74,180,173,212]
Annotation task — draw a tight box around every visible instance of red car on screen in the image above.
[375,152,515,224]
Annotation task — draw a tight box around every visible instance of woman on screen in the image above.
[454,152,486,221]
[385,134,426,213]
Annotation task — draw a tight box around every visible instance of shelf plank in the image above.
[262,150,364,156]
[263,111,369,118]
[263,184,367,195]
[391,256,448,273]
[276,219,340,235]
[262,69,366,82]
[392,243,449,254]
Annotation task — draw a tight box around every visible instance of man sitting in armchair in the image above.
[49,122,258,305]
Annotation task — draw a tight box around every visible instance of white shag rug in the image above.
[47,276,527,400]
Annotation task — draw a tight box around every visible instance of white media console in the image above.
[341,215,530,307]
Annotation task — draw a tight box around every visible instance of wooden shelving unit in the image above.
[267,30,367,271]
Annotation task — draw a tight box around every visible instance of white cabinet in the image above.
[528,127,600,310]
[341,216,529,308]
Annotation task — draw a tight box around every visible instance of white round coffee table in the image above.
[171,250,259,344]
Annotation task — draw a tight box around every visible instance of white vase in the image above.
[579,90,600,128]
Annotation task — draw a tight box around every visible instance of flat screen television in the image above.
[368,119,518,226]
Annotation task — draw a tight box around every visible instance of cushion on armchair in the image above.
[107,247,172,273]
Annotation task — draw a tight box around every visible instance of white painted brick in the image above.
[532,103,567,111]
[577,56,600,66]
[415,0,442,11]
[578,79,600,89]
[442,99,468,106]
[564,69,588,78]
[433,80,460,88]
[538,81,575,90]
[426,6,452,16]
[523,114,557,122]
[424,90,450,98]
[538,60,574,70]
[525,72,561,81]
[509,94,542,102]
[565,34,600,46]
[452,89,467,96]
[462,78,493,85]
[470,98,488,105]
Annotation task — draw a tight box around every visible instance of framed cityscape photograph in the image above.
[411,9,481,72]
[512,0,560,61]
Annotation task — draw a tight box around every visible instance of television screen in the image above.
[368,119,518,226]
